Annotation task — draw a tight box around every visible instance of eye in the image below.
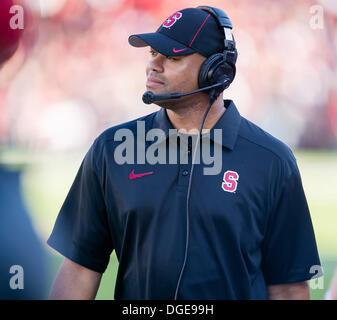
[149,49,157,57]
[166,56,178,61]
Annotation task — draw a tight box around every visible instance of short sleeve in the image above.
[261,160,321,285]
[47,139,113,273]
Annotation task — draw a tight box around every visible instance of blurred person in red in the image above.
[0,0,47,299]
[0,0,22,69]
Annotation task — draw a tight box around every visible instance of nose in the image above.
[146,52,165,74]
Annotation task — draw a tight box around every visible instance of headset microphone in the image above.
[142,79,230,104]
[142,92,182,104]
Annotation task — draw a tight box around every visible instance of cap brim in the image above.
[128,32,196,56]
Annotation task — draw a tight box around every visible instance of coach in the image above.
[47,6,321,300]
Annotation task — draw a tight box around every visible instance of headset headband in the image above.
[197,6,236,52]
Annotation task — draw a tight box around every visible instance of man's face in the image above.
[145,48,207,107]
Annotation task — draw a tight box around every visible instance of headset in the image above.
[172,6,237,300]
[142,5,237,105]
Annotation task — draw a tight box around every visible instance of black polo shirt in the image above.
[47,99,321,299]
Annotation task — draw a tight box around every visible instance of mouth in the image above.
[146,77,165,88]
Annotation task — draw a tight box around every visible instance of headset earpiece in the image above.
[198,51,236,95]
[198,53,224,89]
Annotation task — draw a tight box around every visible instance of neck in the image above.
[165,94,225,133]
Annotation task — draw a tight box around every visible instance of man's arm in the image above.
[267,281,310,300]
[49,257,102,300]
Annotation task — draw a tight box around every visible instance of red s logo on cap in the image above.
[163,12,182,28]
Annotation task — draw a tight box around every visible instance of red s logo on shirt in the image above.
[162,12,182,28]
[222,170,239,193]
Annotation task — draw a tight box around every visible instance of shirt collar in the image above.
[151,99,241,150]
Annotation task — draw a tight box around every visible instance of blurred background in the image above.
[0,0,336,299]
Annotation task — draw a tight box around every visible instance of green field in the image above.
[2,149,336,300]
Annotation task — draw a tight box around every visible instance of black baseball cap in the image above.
[128,8,225,58]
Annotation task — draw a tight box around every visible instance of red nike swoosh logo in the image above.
[129,169,154,180]
[173,48,188,53]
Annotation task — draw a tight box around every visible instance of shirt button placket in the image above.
[177,135,192,188]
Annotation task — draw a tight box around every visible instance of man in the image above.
[47,7,321,300]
